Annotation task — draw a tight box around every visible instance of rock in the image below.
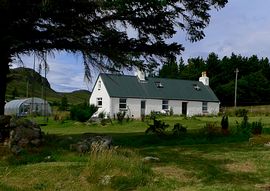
[142,156,160,162]
[100,175,112,185]
[10,145,22,155]
[70,135,113,153]
[31,139,42,146]
[8,118,44,154]
[264,142,270,147]
[18,138,29,147]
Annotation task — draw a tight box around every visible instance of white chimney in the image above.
[135,67,146,81]
[199,71,209,86]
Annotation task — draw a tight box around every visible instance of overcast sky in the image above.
[15,0,270,92]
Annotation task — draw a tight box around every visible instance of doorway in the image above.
[182,102,187,116]
[141,100,146,118]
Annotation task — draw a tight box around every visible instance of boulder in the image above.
[8,118,44,154]
[70,135,113,153]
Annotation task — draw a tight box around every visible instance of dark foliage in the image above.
[0,0,228,114]
[172,123,187,136]
[221,115,229,130]
[201,122,221,139]
[117,111,126,124]
[145,118,169,136]
[235,108,249,117]
[158,53,270,106]
[58,96,68,111]
[70,103,98,122]
[251,121,263,135]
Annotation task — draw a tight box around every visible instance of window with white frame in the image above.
[162,100,169,110]
[97,97,102,107]
[202,102,208,113]
[119,98,127,110]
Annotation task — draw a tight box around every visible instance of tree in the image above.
[0,0,228,114]
[159,58,179,79]
[59,96,68,111]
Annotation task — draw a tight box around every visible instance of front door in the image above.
[182,102,187,116]
[141,100,146,118]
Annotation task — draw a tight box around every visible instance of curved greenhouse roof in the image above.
[5,97,52,116]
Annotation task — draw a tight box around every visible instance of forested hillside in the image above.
[158,53,270,106]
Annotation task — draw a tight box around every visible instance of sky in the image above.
[14,0,270,92]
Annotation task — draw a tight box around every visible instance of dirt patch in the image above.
[255,184,270,191]
[152,166,193,182]
[225,161,257,173]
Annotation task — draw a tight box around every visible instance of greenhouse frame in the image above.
[4,97,52,116]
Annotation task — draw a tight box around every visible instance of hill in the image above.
[6,67,91,105]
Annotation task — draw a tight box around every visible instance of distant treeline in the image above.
[156,53,270,106]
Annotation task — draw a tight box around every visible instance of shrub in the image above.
[53,111,70,123]
[235,108,248,117]
[169,107,174,116]
[221,115,229,130]
[235,114,252,137]
[149,111,158,120]
[251,121,263,135]
[172,123,187,136]
[70,103,98,122]
[201,122,221,139]
[145,118,169,136]
[117,111,126,124]
[98,111,106,119]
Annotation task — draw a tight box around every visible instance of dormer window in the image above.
[193,84,201,91]
[155,81,163,88]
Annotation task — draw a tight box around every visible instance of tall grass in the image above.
[82,149,153,190]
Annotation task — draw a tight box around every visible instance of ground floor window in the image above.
[119,98,127,110]
[97,97,102,107]
[162,100,169,110]
[202,102,208,113]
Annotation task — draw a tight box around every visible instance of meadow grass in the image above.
[0,115,270,190]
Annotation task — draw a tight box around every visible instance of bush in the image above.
[53,111,70,123]
[201,122,221,139]
[235,108,248,117]
[117,111,126,124]
[70,103,98,122]
[221,115,229,130]
[235,114,252,137]
[251,121,263,135]
[172,123,187,136]
[145,118,169,136]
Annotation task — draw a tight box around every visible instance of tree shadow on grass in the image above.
[138,143,267,189]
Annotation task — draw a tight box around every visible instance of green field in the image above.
[1,116,270,191]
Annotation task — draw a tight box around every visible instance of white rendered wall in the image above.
[208,102,220,115]
[89,76,111,116]
[186,101,204,116]
[109,97,220,118]
[109,98,220,118]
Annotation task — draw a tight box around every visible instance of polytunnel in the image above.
[4,97,52,116]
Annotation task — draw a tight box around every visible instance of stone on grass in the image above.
[70,135,113,153]
[142,156,160,162]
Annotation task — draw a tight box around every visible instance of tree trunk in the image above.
[0,55,10,115]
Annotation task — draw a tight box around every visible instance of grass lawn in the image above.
[0,115,270,191]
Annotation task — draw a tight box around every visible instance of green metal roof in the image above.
[100,74,219,102]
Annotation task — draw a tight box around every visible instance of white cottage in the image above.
[90,71,220,118]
